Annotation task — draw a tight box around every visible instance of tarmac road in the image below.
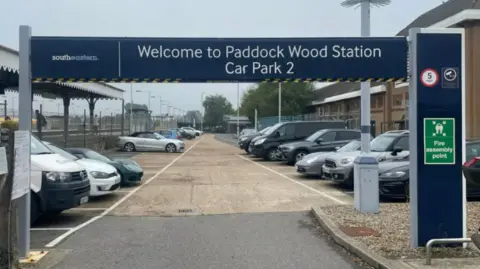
[40,135,366,269]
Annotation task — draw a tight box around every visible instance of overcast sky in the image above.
[1,0,443,117]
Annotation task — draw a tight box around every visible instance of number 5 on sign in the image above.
[420,68,439,87]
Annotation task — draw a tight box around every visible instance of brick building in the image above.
[309,0,480,137]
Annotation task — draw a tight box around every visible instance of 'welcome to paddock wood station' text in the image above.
[137,44,383,75]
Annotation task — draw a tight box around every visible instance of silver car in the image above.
[295,140,362,177]
[117,131,185,153]
[322,130,410,187]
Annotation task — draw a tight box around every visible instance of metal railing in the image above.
[425,238,473,265]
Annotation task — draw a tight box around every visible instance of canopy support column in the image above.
[121,99,125,135]
[62,94,70,147]
[87,95,98,131]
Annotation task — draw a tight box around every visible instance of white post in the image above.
[278,83,282,123]
[17,25,32,259]
[360,1,371,152]
[201,92,205,131]
[237,82,240,137]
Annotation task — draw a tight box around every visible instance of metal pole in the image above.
[17,25,32,258]
[254,108,258,131]
[236,83,240,137]
[360,1,371,153]
[201,92,205,132]
[278,83,282,123]
[130,84,133,134]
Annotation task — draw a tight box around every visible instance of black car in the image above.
[238,126,271,153]
[251,120,346,161]
[279,129,361,165]
[380,140,480,200]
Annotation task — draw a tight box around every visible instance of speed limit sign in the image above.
[420,68,439,87]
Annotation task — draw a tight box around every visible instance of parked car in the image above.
[380,140,480,200]
[240,128,256,137]
[181,127,202,136]
[30,135,90,224]
[322,130,410,187]
[43,142,121,197]
[117,131,185,152]
[279,129,361,165]
[239,126,271,153]
[295,139,363,177]
[65,148,144,186]
[178,128,195,140]
[158,129,182,140]
[250,121,346,161]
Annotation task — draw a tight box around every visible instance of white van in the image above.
[30,135,90,224]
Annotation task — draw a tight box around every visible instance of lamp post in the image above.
[201,92,205,132]
[341,0,391,214]
[236,83,240,137]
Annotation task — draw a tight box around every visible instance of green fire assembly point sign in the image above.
[423,118,455,165]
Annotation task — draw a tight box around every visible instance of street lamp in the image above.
[136,90,151,112]
[341,0,391,214]
[201,92,205,131]
[151,95,162,116]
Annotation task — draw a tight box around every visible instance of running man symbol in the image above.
[432,121,447,136]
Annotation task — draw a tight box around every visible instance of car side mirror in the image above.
[392,147,403,155]
[274,131,280,138]
[316,138,324,144]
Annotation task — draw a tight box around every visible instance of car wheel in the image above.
[124,142,135,152]
[294,150,308,162]
[30,192,40,225]
[195,132,200,136]
[165,143,177,153]
[265,148,277,161]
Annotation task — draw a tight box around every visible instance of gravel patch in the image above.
[321,202,480,259]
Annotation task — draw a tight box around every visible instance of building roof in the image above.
[396,0,480,36]
[311,84,386,106]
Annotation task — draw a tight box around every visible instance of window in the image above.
[337,131,361,140]
[376,95,384,108]
[139,133,156,139]
[392,94,403,107]
[277,124,295,137]
[393,136,409,150]
[320,132,336,142]
[370,96,376,109]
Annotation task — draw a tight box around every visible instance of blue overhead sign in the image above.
[30,37,408,83]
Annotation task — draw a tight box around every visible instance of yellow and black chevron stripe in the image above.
[32,78,182,83]
[31,77,407,83]
[260,77,407,83]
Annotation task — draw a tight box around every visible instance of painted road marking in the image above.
[45,137,204,248]
[237,154,348,205]
[69,208,110,211]
[31,227,73,231]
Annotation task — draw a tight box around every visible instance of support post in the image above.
[254,109,258,131]
[408,28,466,247]
[278,83,282,123]
[17,25,32,259]
[62,95,70,147]
[121,99,125,136]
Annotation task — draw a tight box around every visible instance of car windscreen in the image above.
[263,123,283,136]
[84,150,113,162]
[337,140,361,152]
[31,135,54,155]
[45,144,78,161]
[259,127,270,134]
[305,130,327,142]
[370,135,398,152]
[153,132,165,139]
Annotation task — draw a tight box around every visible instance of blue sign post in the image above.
[408,28,466,247]
[30,37,408,82]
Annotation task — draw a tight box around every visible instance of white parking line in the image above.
[69,208,109,211]
[31,227,73,231]
[237,154,348,205]
[45,137,204,248]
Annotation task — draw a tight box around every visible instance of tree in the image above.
[239,82,316,120]
[202,94,235,126]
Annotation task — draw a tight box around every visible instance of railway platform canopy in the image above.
[0,43,124,144]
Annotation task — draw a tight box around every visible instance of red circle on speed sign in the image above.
[420,68,439,87]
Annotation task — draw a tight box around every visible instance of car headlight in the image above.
[240,137,247,142]
[380,171,406,178]
[340,157,354,165]
[255,138,266,145]
[44,171,72,182]
[90,171,111,178]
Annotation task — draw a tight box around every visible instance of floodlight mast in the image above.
[340,0,391,214]
[340,0,391,152]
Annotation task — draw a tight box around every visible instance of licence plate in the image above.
[80,196,89,204]
[323,167,330,173]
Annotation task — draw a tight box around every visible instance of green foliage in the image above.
[0,121,18,130]
[239,82,316,120]
[202,94,235,126]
